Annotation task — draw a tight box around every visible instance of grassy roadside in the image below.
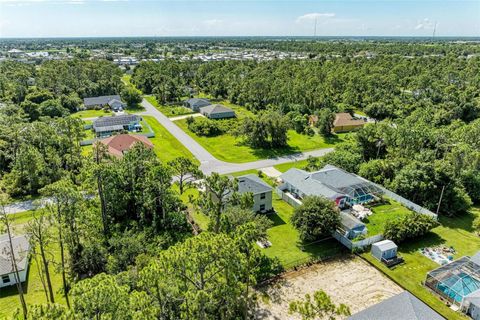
[144,96,194,118]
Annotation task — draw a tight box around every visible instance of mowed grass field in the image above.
[72,109,112,119]
[362,206,480,320]
[144,96,194,118]
[174,118,345,163]
[142,116,197,164]
[0,211,66,319]
[363,199,413,236]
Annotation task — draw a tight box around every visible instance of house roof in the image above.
[84,95,122,107]
[200,104,235,115]
[279,167,347,200]
[333,113,366,128]
[108,99,125,107]
[237,174,272,195]
[372,240,398,251]
[348,292,445,320]
[340,211,365,230]
[470,251,480,266]
[0,234,30,276]
[98,134,153,157]
[185,98,210,107]
[93,114,141,130]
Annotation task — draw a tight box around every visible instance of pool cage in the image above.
[336,182,383,206]
[425,256,480,307]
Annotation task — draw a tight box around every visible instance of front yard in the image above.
[174,118,345,163]
[73,109,112,119]
[361,206,480,320]
[144,96,194,118]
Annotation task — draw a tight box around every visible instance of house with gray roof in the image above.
[348,291,445,320]
[0,234,30,288]
[278,165,381,209]
[237,174,273,213]
[84,95,126,111]
[184,98,211,112]
[92,114,142,137]
[465,290,480,320]
[200,104,236,119]
[339,211,366,239]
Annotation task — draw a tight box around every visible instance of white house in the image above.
[237,174,273,213]
[0,234,30,288]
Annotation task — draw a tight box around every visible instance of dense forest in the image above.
[0,39,479,318]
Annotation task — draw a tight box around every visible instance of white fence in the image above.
[276,187,302,208]
[332,231,384,250]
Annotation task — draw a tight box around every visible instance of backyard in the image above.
[362,206,480,320]
[174,118,345,163]
[363,199,413,237]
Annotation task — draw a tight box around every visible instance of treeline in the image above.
[132,55,480,118]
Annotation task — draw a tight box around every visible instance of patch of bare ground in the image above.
[255,255,403,320]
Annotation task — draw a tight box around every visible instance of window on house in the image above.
[260,193,266,199]
[2,275,10,284]
[260,204,266,211]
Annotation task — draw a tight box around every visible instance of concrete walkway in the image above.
[260,167,283,178]
[169,113,204,121]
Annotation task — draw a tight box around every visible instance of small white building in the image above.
[371,240,398,262]
[237,174,273,213]
[0,234,30,288]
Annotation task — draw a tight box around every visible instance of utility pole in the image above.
[435,184,446,216]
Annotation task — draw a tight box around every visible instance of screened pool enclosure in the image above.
[425,256,480,307]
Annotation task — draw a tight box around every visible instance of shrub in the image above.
[383,213,439,243]
[291,196,340,242]
[187,117,223,136]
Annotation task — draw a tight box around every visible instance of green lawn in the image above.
[363,199,413,236]
[144,96,194,118]
[263,195,343,268]
[143,116,197,164]
[0,211,66,319]
[361,207,480,320]
[121,74,142,94]
[274,159,310,173]
[72,109,112,119]
[175,118,345,163]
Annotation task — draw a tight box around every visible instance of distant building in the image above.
[92,114,142,137]
[200,104,236,119]
[184,98,211,112]
[7,49,24,58]
[0,234,30,288]
[97,134,153,158]
[333,113,366,133]
[237,174,273,213]
[348,291,444,320]
[83,95,126,111]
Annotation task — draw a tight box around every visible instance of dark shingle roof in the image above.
[185,98,210,108]
[0,234,30,275]
[340,211,365,230]
[237,174,272,195]
[84,95,122,107]
[200,104,235,115]
[348,292,445,320]
[93,114,141,130]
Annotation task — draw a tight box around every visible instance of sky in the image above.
[0,0,479,38]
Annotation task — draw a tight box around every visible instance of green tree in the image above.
[291,196,340,242]
[315,109,335,136]
[168,156,202,195]
[383,213,439,243]
[121,87,142,107]
[289,290,351,320]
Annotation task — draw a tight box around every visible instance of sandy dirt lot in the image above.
[256,255,403,320]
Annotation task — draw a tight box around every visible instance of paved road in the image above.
[5,99,334,214]
[139,98,333,175]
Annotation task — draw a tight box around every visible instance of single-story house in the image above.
[348,291,445,320]
[339,211,367,240]
[465,290,480,320]
[84,95,126,111]
[237,174,273,213]
[200,104,236,119]
[97,133,153,158]
[278,165,381,209]
[184,98,211,112]
[92,114,142,138]
[333,113,366,133]
[0,234,30,288]
[371,240,398,261]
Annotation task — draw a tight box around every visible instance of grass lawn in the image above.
[121,74,142,94]
[142,116,197,164]
[363,199,413,236]
[175,118,345,163]
[361,206,480,320]
[274,159,310,173]
[72,109,112,119]
[144,96,194,118]
[263,195,343,268]
[0,211,66,319]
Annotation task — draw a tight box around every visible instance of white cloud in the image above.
[415,18,436,30]
[203,19,223,27]
[296,12,335,23]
